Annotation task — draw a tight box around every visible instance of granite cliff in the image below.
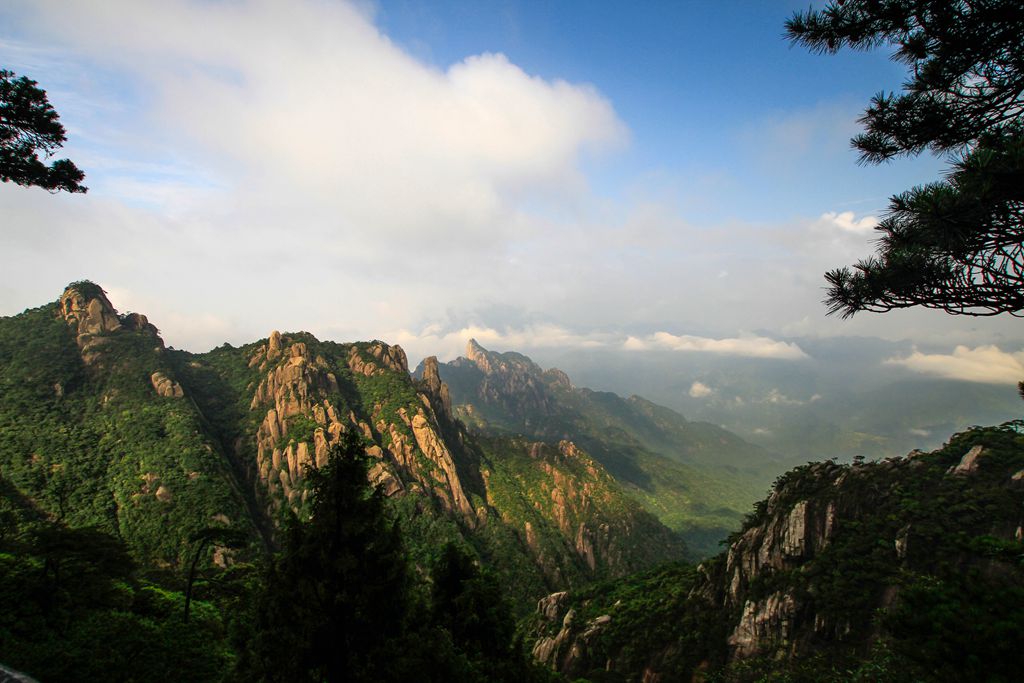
[529,423,1024,681]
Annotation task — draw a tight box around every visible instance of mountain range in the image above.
[3,282,1021,681]
[2,282,750,606]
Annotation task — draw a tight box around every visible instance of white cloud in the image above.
[1,1,1020,362]
[761,388,803,405]
[624,332,808,360]
[688,381,713,398]
[909,428,931,437]
[383,323,610,365]
[886,345,1024,385]
[818,211,879,234]
[16,0,624,246]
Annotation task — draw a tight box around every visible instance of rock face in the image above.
[531,591,613,679]
[240,332,683,587]
[949,444,985,475]
[453,339,558,429]
[419,356,453,423]
[246,334,478,526]
[151,371,184,398]
[59,284,122,339]
[529,425,1024,680]
[59,283,124,365]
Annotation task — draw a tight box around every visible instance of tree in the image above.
[242,433,412,682]
[1,69,86,193]
[786,1,1024,317]
[182,526,248,623]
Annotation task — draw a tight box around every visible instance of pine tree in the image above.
[786,1,1024,317]
[1,69,86,193]
[243,433,410,682]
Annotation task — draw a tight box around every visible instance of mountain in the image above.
[420,339,790,556]
[527,340,1023,462]
[0,282,257,566]
[529,422,1024,681]
[0,283,684,608]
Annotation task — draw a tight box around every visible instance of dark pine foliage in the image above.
[786,1,1024,318]
[0,69,86,193]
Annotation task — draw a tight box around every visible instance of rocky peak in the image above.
[543,368,572,389]
[465,338,490,370]
[346,341,409,377]
[121,312,162,343]
[419,356,453,422]
[59,282,122,340]
[455,340,555,424]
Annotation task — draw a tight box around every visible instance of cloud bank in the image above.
[886,345,1024,385]
[1,0,1020,362]
[688,381,713,398]
[624,332,808,360]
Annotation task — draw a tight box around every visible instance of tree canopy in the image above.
[786,1,1024,317]
[0,69,86,193]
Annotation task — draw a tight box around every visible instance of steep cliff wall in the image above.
[530,422,1024,681]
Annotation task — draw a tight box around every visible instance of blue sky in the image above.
[1,0,1021,390]
[375,0,943,220]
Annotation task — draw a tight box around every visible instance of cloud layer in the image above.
[1,0,1021,364]
[886,345,1024,385]
[624,332,808,360]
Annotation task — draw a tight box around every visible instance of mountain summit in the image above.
[419,339,784,556]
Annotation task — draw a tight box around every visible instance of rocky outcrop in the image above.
[250,336,349,510]
[410,412,475,524]
[59,284,122,339]
[58,283,165,367]
[121,312,161,342]
[727,592,797,659]
[151,371,184,398]
[949,444,985,475]
[530,425,1024,679]
[532,592,612,679]
[59,283,125,365]
[347,341,408,377]
[419,356,453,423]
[247,333,480,526]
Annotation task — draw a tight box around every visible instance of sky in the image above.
[2,0,1022,391]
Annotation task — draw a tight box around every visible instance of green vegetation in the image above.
[0,301,255,567]
[0,491,244,681]
[540,422,1024,681]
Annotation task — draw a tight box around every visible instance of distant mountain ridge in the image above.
[419,339,789,556]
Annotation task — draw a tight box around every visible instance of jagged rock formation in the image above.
[233,332,685,589]
[59,283,124,365]
[59,284,122,339]
[1,283,691,610]
[456,338,557,426]
[244,333,477,526]
[529,423,1024,680]
[420,340,776,556]
[150,371,184,398]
